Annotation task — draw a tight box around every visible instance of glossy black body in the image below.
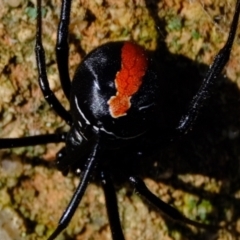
[70,42,159,141]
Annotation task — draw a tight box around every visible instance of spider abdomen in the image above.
[70,41,159,139]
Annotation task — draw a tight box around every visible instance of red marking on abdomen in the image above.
[108,42,148,118]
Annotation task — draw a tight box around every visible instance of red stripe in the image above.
[108,42,148,118]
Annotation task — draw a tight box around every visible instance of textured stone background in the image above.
[1,0,240,239]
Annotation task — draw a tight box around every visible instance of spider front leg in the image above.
[100,170,125,240]
[175,0,240,136]
[0,0,73,150]
[47,136,102,240]
[35,0,72,125]
[56,0,72,100]
[0,133,66,149]
[129,176,217,230]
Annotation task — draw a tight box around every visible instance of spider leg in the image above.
[176,0,240,135]
[0,133,66,149]
[47,137,101,240]
[129,176,217,230]
[35,0,72,125]
[56,0,72,100]
[100,170,125,240]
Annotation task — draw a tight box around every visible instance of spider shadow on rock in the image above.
[101,50,240,239]
[133,0,240,238]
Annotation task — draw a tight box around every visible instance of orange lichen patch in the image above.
[108,42,148,118]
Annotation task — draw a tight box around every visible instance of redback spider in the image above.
[1,0,240,239]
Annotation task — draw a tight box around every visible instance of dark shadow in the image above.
[122,0,240,238]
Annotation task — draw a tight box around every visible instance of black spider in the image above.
[1,0,240,239]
